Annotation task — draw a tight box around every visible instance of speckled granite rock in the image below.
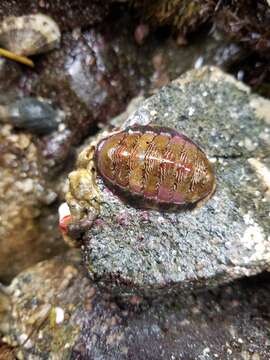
[67,66,270,298]
[1,252,270,359]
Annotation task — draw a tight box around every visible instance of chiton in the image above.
[95,126,216,206]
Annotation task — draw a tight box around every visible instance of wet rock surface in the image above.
[0,3,269,358]
[0,10,240,283]
[19,20,153,171]
[67,66,270,298]
[0,16,252,173]
[31,27,147,130]
[0,0,110,30]
[0,125,67,283]
[1,252,270,359]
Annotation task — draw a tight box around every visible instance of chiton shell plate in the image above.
[95,126,216,207]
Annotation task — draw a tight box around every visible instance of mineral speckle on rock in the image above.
[67,66,270,298]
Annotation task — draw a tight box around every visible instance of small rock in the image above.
[0,97,60,135]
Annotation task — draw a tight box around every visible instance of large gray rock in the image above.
[67,66,270,298]
[2,252,270,359]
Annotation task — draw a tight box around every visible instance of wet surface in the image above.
[0,2,269,358]
[2,251,270,359]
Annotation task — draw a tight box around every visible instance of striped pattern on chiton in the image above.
[95,126,216,206]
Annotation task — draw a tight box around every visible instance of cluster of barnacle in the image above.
[0,14,62,135]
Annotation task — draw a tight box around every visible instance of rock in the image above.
[2,252,270,359]
[152,31,245,81]
[0,97,60,135]
[0,125,68,283]
[0,15,249,173]
[66,66,270,298]
[19,21,152,170]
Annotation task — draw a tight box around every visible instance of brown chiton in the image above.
[95,126,216,207]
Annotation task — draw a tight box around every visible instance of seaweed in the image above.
[132,0,217,35]
[215,0,270,56]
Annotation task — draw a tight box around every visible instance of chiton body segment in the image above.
[95,126,216,206]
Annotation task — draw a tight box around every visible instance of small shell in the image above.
[95,125,216,208]
[0,14,61,56]
[0,97,59,135]
[58,202,72,235]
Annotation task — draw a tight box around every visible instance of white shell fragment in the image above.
[58,202,71,223]
[0,13,61,56]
